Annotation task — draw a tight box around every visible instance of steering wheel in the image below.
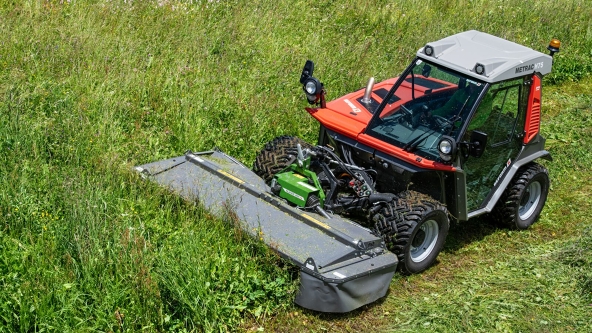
[399,104,413,117]
[432,115,453,131]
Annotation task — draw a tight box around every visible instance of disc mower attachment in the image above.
[135,150,398,313]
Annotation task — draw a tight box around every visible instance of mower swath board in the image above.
[135,150,397,312]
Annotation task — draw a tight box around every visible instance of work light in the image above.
[438,136,456,162]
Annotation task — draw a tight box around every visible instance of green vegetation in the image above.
[0,0,590,332]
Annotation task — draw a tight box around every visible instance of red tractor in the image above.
[254,30,560,274]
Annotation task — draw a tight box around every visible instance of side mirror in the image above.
[300,60,315,84]
[422,64,431,78]
[468,131,488,158]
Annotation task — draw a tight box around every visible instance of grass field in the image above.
[0,0,591,332]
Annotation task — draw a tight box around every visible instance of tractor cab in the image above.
[364,58,487,163]
[301,30,559,221]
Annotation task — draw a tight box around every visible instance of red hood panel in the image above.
[323,78,398,126]
[306,77,456,170]
[306,106,366,139]
[306,79,397,139]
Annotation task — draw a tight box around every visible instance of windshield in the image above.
[366,58,487,161]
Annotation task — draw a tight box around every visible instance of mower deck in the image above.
[135,150,398,312]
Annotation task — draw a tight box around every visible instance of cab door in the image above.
[461,77,529,211]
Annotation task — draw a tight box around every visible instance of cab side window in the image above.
[462,76,529,211]
[467,77,527,145]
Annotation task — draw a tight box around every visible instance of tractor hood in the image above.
[328,78,398,122]
[306,74,457,171]
[307,78,396,135]
[307,74,456,139]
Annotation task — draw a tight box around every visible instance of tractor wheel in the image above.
[253,136,313,184]
[371,192,449,274]
[494,162,549,230]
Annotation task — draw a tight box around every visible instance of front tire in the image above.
[252,136,313,184]
[371,193,450,274]
[494,163,549,230]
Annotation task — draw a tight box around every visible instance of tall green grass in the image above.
[0,0,591,331]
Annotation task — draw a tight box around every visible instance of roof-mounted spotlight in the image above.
[474,63,485,75]
[423,45,434,57]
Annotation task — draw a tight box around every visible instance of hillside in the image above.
[1,1,591,332]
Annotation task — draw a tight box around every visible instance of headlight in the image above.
[438,136,457,163]
[305,80,317,94]
[302,77,322,104]
[439,140,452,154]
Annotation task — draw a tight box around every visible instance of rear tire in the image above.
[252,136,313,184]
[371,192,449,274]
[494,162,549,230]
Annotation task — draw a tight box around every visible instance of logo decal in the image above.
[494,159,512,186]
[344,99,362,115]
[515,62,544,74]
[283,188,304,201]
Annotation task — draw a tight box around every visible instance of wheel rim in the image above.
[519,181,542,220]
[410,219,439,263]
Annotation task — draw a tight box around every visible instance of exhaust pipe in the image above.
[361,77,375,104]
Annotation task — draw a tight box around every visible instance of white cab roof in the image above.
[417,30,553,83]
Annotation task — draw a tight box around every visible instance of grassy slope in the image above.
[0,0,591,332]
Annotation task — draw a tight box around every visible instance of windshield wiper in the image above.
[444,115,462,136]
